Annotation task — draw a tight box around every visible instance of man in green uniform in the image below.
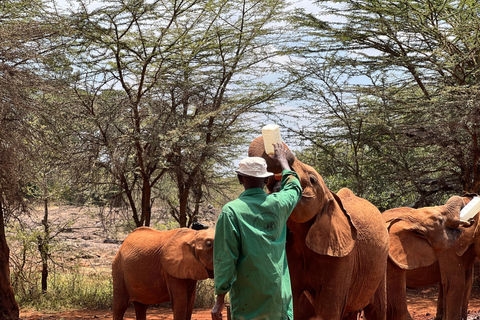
[211,143,302,320]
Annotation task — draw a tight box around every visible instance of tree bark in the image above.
[39,197,49,293]
[141,178,152,227]
[0,203,20,320]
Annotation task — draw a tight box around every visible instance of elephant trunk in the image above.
[444,196,470,228]
[445,196,465,214]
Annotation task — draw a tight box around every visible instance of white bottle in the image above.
[459,196,480,222]
[262,124,282,155]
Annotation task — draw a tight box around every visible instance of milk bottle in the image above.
[262,124,282,155]
[460,196,480,222]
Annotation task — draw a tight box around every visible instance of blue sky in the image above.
[54,0,325,165]
[56,0,322,13]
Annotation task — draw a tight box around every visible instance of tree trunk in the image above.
[178,185,190,228]
[191,187,202,225]
[0,203,20,320]
[39,197,49,294]
[179,206,187,227]
[142,178,152,227]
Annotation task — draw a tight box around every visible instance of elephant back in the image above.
[336,188,389,251]
[119,227,177,255]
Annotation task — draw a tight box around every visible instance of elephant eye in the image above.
[413,229,426,238]
[446,226,458,233]
[309,175,317,185]
[205,240,213,248]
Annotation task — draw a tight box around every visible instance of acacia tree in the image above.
[67,0,293,227]
[290,0,480,207]
[0,1,69,316]
[27,135,71,294]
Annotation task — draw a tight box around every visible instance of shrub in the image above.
[16,269,113,311]
[194,278,216,308]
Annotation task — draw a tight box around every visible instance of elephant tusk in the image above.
[303,290,315,306]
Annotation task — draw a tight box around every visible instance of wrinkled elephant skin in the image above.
[112,227,215,320]
[383,196,469,320]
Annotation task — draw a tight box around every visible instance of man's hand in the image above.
[271,142,291,171]
[211,294,226,320]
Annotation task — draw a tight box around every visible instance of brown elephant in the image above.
[112,227,215,320]
[394,194,480,320]
[248,137,389,320]
[383,196,470,320]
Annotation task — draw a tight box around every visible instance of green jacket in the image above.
[214,170,302,320]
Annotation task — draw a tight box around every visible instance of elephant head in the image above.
[160,228,215,280]
[248,136,357,257]
[385,196,467,270]
[452,194,480,258]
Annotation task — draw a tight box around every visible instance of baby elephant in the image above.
[112,227,215,320]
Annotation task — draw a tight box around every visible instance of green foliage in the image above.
[94,206,138,238]
[211,176,245,206]
[6,203,220,312]
[195,279,230,308]
[153,219,180,231]
[9,227,41,300]
[288,0,480,208]
[15,270,113,311]
[15,268,219,311]
[60,184,123,207]
[60,0,294,228]
[194,279,216,308]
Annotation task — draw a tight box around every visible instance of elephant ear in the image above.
[443,195,478,257]
[453,215,480,256]
[160,228,209,280]
[387,219,438,270]
[305,194,357,257]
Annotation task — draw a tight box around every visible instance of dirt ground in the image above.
[18,288,480,320]
[19,307,212,320]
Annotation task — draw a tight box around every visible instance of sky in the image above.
[293,0,322,14]
[53,0,325,163]
[56,0,322,13]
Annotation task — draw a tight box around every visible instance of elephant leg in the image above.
[112,279,129,320]
[363,270,387,320]
[133,301,148,320]
[313,269,350,319]
[292,288,315,320]
[185,280,197,320]
[113,300,129,320]
[167,276,194,320]
[461,265,474,320]
[441,271,467,319]
[435,283,443,320]
[293,290,315,320]
[313,291,347,320]
[441,280,464,320]
[386,260,409,320]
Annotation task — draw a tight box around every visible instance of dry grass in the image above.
[7,204,219,311]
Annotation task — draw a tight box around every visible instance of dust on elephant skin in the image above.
[112,227,214,320]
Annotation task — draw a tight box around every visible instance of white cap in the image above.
[235,157,274,178]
